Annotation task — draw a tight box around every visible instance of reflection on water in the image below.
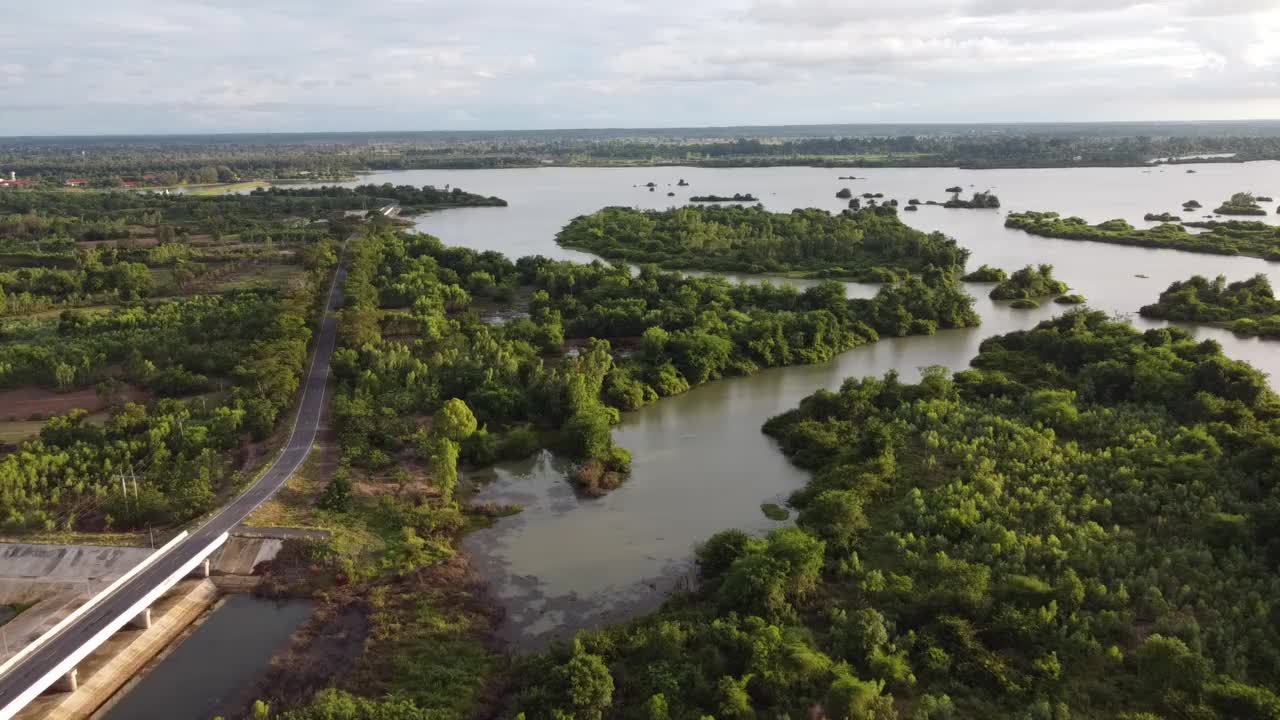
[305,164,1280,648]
[102,596,312,720]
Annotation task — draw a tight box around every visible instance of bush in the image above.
[498,426,542,460]
[317,468,352,512]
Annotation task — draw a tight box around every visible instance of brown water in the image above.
[316,164,1280,648]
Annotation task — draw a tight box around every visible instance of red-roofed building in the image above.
[65,178,88,187]
[0,171,30,188]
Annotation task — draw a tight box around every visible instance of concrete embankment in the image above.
[2,534,305,720]
[17,580,219,720]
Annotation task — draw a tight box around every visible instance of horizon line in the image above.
[5,118,1280,142]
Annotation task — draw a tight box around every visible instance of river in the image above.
[310,164,1280,648]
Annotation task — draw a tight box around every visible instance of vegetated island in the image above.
[989,263,1069,300]
[250,182,508,213]
[555,204,972,281]
[1144,212,1181,222]
[1183,199,1203,210]
[1005,211,1280,261]
[944,191,1001,209]
[688,193,759,203]
[1214,192,1268,216]
[508,310,1280,719]
[1139,273,1280,339]
[961,264,1008,282]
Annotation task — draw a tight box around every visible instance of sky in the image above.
[2,0,1279,135]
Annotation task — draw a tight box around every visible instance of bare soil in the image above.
[0,384,148,422]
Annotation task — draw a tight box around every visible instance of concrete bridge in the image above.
[0,246,347,720]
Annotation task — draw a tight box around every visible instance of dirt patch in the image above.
[231,598,370,715]
[0,384,147,422]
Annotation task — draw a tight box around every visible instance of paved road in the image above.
[0,248,348,714]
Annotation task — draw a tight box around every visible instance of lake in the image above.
[315,164,1280,647]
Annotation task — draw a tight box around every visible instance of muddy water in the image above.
[311,164,1280,648]
[100,596,312,720]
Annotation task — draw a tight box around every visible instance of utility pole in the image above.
[129,466,139,502]
[148,524,155,549]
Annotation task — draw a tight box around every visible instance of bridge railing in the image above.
[0,531,188,679]
[0,531,228,720]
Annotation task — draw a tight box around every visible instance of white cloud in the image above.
[0,0,1277,133]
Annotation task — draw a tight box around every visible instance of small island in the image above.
[689,193,759,203]
[556,204,972,281]
[1144,212,1181,222]
[1139,273,1280,339]
[945,185,963,193]
[1053,293,1086,304]
[944,191,1001,209]
[1214,191,1268,216]
[251,182,508,213]
[1258,195,1274,202]
[1005,211,1280,261]
[1182,199,1202,210]
[962,264,1008,282]
[677,179,689,186]
[836,188,853,199]
[837,175,859,180]
[990,264,1069,300]
[903,205,918,211]
[1009,298,1040,309]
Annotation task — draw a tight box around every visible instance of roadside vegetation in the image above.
[0,184,501,533]
[1140,273,1280,339]
[507,311,1280,720]
[556,205,971,281]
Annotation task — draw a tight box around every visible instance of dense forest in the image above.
[1140,274,1280,339]
[556,205,971,281]
[0,281,328,531]
[506,311,1280,720]
[1005,212,1280,261]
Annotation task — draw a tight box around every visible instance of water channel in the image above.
[100,596,312,720]
[318,164,1280,647]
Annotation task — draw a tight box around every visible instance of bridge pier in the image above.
[129,606,152,630]
[52,667,78,693]
[190,558,211,578]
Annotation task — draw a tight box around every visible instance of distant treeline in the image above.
[5,127,1280,180]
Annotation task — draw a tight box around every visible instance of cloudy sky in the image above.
[2,0,1278,135]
